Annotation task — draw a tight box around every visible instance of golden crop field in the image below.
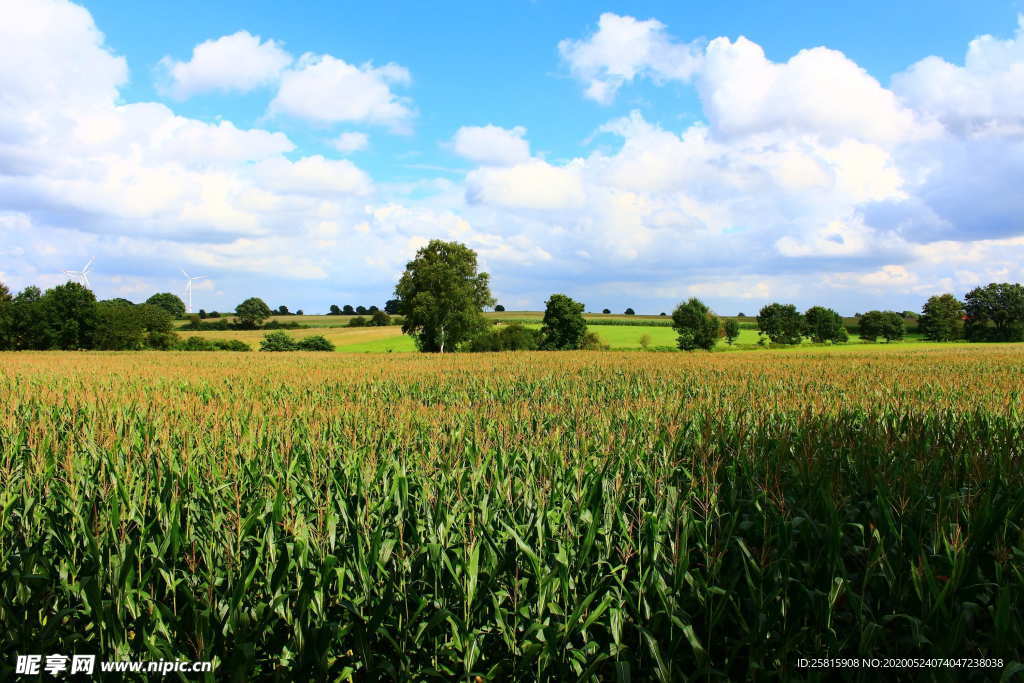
[1,348,1022,680]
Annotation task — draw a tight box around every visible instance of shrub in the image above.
[370,310,392,327]
[468,323,542,352]
[724,320,740,345]
[211,339,250,351]
[581,331,608,350]
[259,331,298,352]
[347,316,368,328]
[297,335,335,352]
[179,336,215,351]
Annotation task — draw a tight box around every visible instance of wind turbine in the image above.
[63,257,94,288]
[182,269,207,313]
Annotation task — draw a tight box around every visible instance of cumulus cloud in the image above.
[269,54,414,131]
[697,37,928,144]
[466,160,586,210]
[251,155,373,196]
[893,16,1024,133]
[558,13,703,104]
[452,125,531,165]
[8,2,1024,314]
[331,132,369,153]
[159,31,293,99]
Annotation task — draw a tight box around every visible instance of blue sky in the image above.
[3,0,1024,314]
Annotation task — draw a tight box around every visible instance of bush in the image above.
[211,339,250,351]
[179,336,215,351]
[370,310,391,327]
[724,320,740,345]
[468,323,541,352]
[259,331,298,352]
[581,331,608,350]
[347,316,368,328]
[296,335,335,352]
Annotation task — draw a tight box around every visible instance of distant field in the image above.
[178,325,410,351]
[181,320,977,354]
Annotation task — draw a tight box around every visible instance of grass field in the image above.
[181,319,963,355]
[1,348,1022,679]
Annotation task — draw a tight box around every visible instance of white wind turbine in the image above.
[63,257,94,288]
[182,269,207,313]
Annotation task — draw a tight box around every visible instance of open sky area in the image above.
[3,0,1024,315]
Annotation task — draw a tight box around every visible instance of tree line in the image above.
[389,240,1024,353]
[3,245,1022,352]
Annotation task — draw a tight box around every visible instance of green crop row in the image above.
[1,350,1022,680]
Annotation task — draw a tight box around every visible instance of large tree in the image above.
[963,282,1024,342]
[858,310,905,342]
[235,297,272,329]
[145,292,186,319]
[757,303,803,345]
[540,294,587,350]
[803,306,848,343]
[919,294,964,342]
[672,298,720,351]
[41,282,99,350]
[394,240,494,353]
[94,301,147,350]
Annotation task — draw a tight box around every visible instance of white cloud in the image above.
[251,155,373,196]
[893,16,1024,134]
[6,2,1024,315]
[159,31,293,99]
[270,54,413,130]
[558,13,702,104]
[452,125,531,165]
[697,37,927,144]
[331,132,369,153]
[467,160,586,210]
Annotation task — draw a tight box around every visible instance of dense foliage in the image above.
[723,319,740,345]
[963,282,1024,342]
[671,298,720,351]
[0,351,1021,679]
[858,311,906,343]
[259,332,336,352]
[145,292,186,320]
[467,322,542,351]
[540,294,587,350]
[235,297,273,329]
[919,293,965,342]
[802,306,848,344]
[394,240,494,353]
[757,303,804,345]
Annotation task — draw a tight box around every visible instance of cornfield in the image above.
[1,349,1022,680]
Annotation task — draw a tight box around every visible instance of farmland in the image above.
[2,348,1022,679]
[176,316,950,354]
